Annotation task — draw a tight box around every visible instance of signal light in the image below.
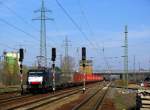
[19,48,24,61]
[20,69,23,73]
[82,63,86,67]
[82,47,86,60]
[51,48,56,61]
[20,64,23,68]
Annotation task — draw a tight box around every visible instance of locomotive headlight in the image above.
[28,76,43,83]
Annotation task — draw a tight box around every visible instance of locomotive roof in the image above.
[28,69,50,72]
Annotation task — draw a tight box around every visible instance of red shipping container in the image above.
[73,73,104,82]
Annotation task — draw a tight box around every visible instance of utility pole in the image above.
[133,56,136,73]
[33,0,53,68]
[102,46,111,73]
[122,25,128,89]
[133,55,136,82]
[0,56,2,62]
[76,47,80,72]
[102,46,112,81]
[59,54,63,69]
[149,59,150,72]
[139,62,141,72]
[64,36,71,75]
[64,37,69,62]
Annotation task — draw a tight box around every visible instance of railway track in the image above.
[0,82,104,110]
[0,86,28,101]
[72,83,110,110]
[15,89,81,110]
[0,90,21,99]
[0,94,32,104]
[0,86,84,110]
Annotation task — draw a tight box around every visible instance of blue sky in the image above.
[0,0,150,71]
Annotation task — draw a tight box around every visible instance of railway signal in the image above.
[82,47,86,61]
[82,47,86,93]
[19,48,24,61]
[52,48,56,61]
[51,48,56,93]
[19,48,24,95]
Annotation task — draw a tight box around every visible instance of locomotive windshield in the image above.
[28,72,44,76]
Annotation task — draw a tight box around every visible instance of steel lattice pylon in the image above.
[33,0,53,67]
[124,25,128,88]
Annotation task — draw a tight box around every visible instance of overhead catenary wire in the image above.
[78,0,112,71]
[102,46,111,72]
[55,0,97,49]
[78,0,100,49]
[56,0,112,71]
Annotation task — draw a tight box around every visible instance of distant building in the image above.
[79,60,93,74]
[4,52,19,74]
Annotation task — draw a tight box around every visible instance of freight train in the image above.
[26,69,104,93]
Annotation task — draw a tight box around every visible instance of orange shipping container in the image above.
[73,73,103,82]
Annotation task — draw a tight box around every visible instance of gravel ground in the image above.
[100,87,116,110]
[37,83,102,110]
[100,98,116,110]
[56,93,86,110]
[114,89,136,110]
[55,83,105,110]
[102,87,136,110]
[37,93,83,110]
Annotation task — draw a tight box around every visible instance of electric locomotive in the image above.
[27,69,60,92]
[26,69,104,93]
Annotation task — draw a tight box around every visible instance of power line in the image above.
[78,0,107,66]
[102,46,111,72]
[0,42,16,50]
[0,1,39,32]
[78,0,113,73]
[55,0,96,48]
[0,18,39,42]
[78,0,99,49]
[2,1,60,47]
[0,1,57,46]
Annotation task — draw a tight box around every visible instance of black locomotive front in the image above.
[27,69,52,92]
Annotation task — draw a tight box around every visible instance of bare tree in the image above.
[60,56,76,82]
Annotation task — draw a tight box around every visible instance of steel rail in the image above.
[7,88,81,110]
[72,83,110,110]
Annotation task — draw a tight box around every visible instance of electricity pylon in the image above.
[33,0,53,67]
